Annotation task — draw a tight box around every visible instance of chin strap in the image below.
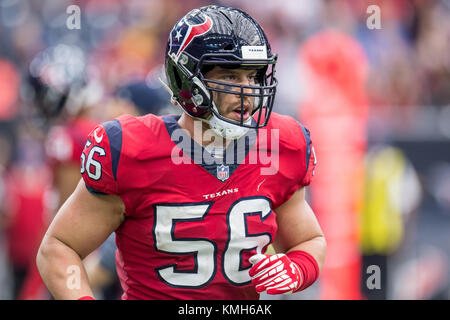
[207,112,251,140]
[182,96,251,140]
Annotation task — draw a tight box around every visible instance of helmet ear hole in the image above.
[191,83,211,109]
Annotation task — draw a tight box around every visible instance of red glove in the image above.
[249,253,303,295]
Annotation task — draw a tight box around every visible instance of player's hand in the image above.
[248,253,302,295]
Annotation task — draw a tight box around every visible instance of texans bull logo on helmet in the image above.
[168,13,213,63]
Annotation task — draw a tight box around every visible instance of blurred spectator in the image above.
[0,59,20,120]
[359,145,422,299]
[1,127,52,299]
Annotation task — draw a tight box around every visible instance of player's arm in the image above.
[84,234,118,293]
[272,187,326,270]
[36,179,125,300]
[249,187,326,294]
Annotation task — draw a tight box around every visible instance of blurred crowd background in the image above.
[0,0,449,300]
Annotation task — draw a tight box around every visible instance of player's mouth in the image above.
[229,104,251,122]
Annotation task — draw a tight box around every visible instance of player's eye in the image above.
[222,74,237,81]
[248,74,258,84]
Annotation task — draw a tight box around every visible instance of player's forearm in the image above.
[286,235,326,273]
[37,235,94,300]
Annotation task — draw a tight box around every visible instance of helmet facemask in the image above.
[168,52,277,139]
[198,53,277,126]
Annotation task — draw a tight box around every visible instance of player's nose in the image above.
[232,77,255,96]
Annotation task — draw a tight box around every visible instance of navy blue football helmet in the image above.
[25,44,101,129]
[164,5,278,139]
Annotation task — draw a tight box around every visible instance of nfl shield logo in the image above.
[217,164,229,182]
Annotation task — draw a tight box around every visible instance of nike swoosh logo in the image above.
[257,178,266,192]
[94,128,103,143]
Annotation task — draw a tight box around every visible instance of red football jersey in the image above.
[80,112,316,300]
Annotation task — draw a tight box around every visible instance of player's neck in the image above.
[178,113,232,148]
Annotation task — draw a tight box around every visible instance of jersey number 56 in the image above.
[153,197,272,289]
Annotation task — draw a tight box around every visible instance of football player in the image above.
[16,45,102,300]
[37,5,326,300]
[26,44,102,209]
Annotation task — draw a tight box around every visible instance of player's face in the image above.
[204,66,259,122]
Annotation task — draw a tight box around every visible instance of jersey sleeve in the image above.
[297,124,317,188]
[80,120,123,196]
[270,118,317,208]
